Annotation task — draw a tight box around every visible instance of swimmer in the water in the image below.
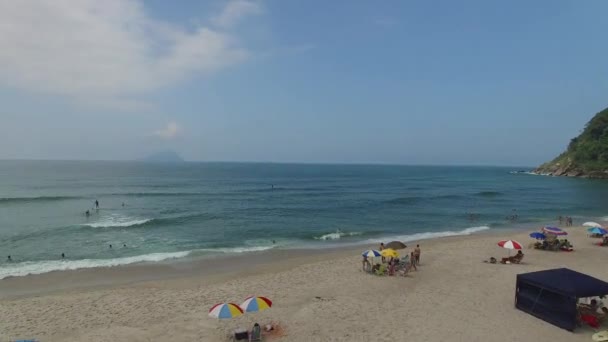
[95,200,99,209]
[109,244,112,249]
[85,210,90,217]
[61,253,65,259]
[7,255,11,262]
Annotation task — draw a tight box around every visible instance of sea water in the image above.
[1,160,607,279]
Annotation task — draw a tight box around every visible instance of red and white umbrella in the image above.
[497,240,523,250]
[497,240,523,249]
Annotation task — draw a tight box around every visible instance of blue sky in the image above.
[0,0,607,166]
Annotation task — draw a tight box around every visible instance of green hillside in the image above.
[535,106,608,178]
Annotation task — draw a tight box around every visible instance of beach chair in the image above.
[250,323,262,342]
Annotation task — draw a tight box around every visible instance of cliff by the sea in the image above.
[535,106,608,179]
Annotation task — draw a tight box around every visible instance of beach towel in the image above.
[581,314,600,328]
[593,331,608,342]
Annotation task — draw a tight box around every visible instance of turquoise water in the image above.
[1,160,608,278]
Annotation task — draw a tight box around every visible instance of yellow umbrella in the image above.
[381,248,399,258]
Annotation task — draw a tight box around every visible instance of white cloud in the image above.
[212,0,262,28]
[0,0,258,108]
[154,122,181,139]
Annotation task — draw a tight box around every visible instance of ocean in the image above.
[1,160,607,279]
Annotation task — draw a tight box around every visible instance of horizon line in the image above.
[0,158,535,169]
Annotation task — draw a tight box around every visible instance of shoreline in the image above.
[2,223,607,341]
[0,225,517,298]
[0,218,561,285]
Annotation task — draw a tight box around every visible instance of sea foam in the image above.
[82,218,152,228]
[314,230,363,240]
[365,226,490,244]
[0,251,191,280]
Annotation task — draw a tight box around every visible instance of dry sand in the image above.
[1,226,607,342]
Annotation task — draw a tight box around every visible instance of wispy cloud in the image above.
[212,0,262,28]
[0,0,261,109]
[154,122,181,140]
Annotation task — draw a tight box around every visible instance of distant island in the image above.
[142,151,185,163]
[535,106,608,178]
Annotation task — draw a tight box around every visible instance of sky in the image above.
[1,0,607,166]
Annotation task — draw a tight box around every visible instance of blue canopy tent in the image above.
[515,268,608,331]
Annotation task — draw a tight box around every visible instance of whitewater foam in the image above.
[314,230,363,240]
[82,218,152,228]
[201,246,276,254]
[364,226,490,244]
[0,251,191,280]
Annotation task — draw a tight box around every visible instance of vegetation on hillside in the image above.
[537,106,608,177]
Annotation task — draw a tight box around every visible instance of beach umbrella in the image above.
[543,226,568,236]
[208,303,244,319]
[362,250,382,258]
[385,241,407,250]
[380,248,399,258]
[584,222,603,228]
[529,232,546,240]
[588,227,608,235]
[497,239,523,257]
[240,296,273,313]
[497,240,523,250]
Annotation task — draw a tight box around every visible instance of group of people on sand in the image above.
[558,215,573,226]
[362,243,422,276]
[533,238,573,252]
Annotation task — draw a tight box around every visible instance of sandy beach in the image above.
[1,225,607,342]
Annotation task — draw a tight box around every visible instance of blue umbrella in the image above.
[588,227,608,235]
[529,232,546,240]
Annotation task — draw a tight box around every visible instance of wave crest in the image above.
[0,196,81,204]
[314,230,362,240]
[0,251,191,280]
[365,226,490,244]
[82,218,153,228]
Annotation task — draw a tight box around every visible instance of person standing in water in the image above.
[95,200,99,209]
[7,255,11,262]
[61,253,65,259]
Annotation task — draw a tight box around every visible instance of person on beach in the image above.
[410,252,417,271]
[558,216,563,225]
[362,256,371,272]
[380,242,386,263]
[414,245,421,265]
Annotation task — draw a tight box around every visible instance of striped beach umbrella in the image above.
[543,226,567,236]
[588,227,608,235]
[497,240,523,250]
[208,303,244,319]
[240,296,273,313]
[362,250,382,258]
